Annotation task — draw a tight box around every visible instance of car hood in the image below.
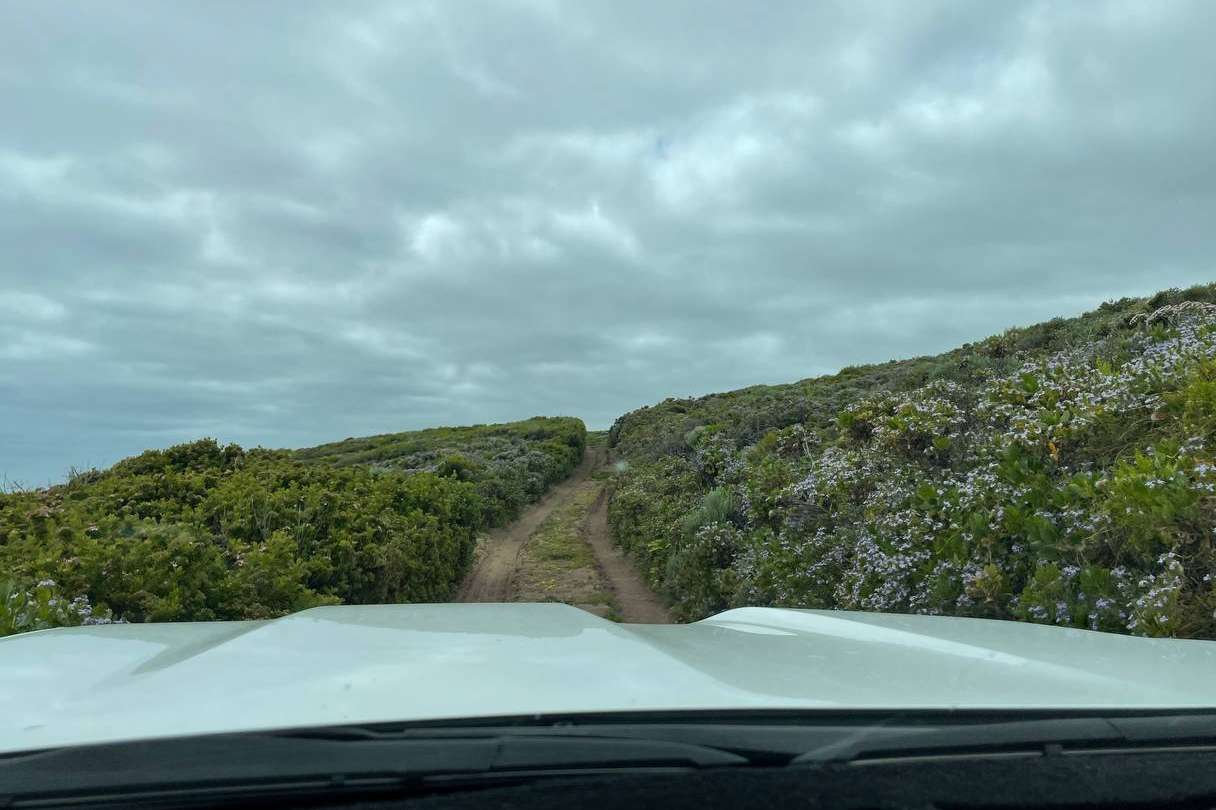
[2,603,1215,754]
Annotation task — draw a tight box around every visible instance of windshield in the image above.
[2,1,1216,802]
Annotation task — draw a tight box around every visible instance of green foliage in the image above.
[0,579,115,635]
[664,522,741,621]
[608,283,1216,638]
[608,456,703,586]
[294,416,585,527]
[680,487,738,537]
[1,417,586,635]
[1102,447,1198,558]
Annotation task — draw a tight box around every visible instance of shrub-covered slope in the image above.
[293,416,586,527]
[0,417,585,635]
[609,285,1216,638]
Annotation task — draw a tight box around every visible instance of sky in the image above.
[2,1,1215,486]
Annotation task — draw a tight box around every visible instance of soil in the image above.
[455,447,673,623]
[579,484,671,623]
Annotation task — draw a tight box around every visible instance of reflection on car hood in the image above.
[2,603,1215,753]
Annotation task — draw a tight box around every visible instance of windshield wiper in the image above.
[287,710,1216,765]
[791,713,1216,765]
[0,731,746,809]
[7,712,1216,807]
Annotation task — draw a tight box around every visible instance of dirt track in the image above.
[456,447,672,623]
[579,485,671,623]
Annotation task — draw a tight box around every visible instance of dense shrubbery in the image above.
[609,285,1216,638]
[1,417,585,635]
[294,417,586,526]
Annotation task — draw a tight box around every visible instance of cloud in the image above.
[0,332,94,361]
[1,0,1215,484]
[407,212,469,264]
[649,93,821,215]
[0,292,67,322]
[551,202,639,258]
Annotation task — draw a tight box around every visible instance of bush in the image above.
[0,416,587,635]
[0,579,116,635]
[664,523,741,620]
[294,417,585,527]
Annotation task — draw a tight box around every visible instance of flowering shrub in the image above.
[662,522,743,620]
[0,579,117,636]
[840,381,969,465]
[609,285,1216,637]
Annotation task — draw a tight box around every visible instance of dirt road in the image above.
[456,447,672,623]
[579,486,671,623]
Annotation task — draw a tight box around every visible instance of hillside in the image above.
[293,416,585,527]
[607,284,1216,638]
[0,417,585,635]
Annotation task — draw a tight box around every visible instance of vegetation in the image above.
[609,285,1216,638]
[294,416,586,527]
[1,418,585,635]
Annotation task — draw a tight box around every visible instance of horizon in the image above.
[3,279,1194,489]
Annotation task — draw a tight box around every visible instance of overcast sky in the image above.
[2,1,1214,485]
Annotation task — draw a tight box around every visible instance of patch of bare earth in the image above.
[455,446,672,623]
[455,450,598,603]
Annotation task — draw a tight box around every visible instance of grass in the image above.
[513,481,618,617]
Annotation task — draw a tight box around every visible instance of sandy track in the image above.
[580,485,672,623]
[455,450,599,603]
[455,446,672,623]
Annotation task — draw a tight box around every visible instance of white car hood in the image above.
[2,603,1215,754]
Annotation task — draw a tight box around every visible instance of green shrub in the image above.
[294,416,585,528]
[0,579,116,635]
[663,523,741,620]
[0,417,587,635]
[608,283,1216,637]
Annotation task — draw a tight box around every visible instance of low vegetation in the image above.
[294,416,586,527]
[0,418,585,635]
[609,285,1216,638]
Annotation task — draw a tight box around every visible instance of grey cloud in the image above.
[2,0,1215,485]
